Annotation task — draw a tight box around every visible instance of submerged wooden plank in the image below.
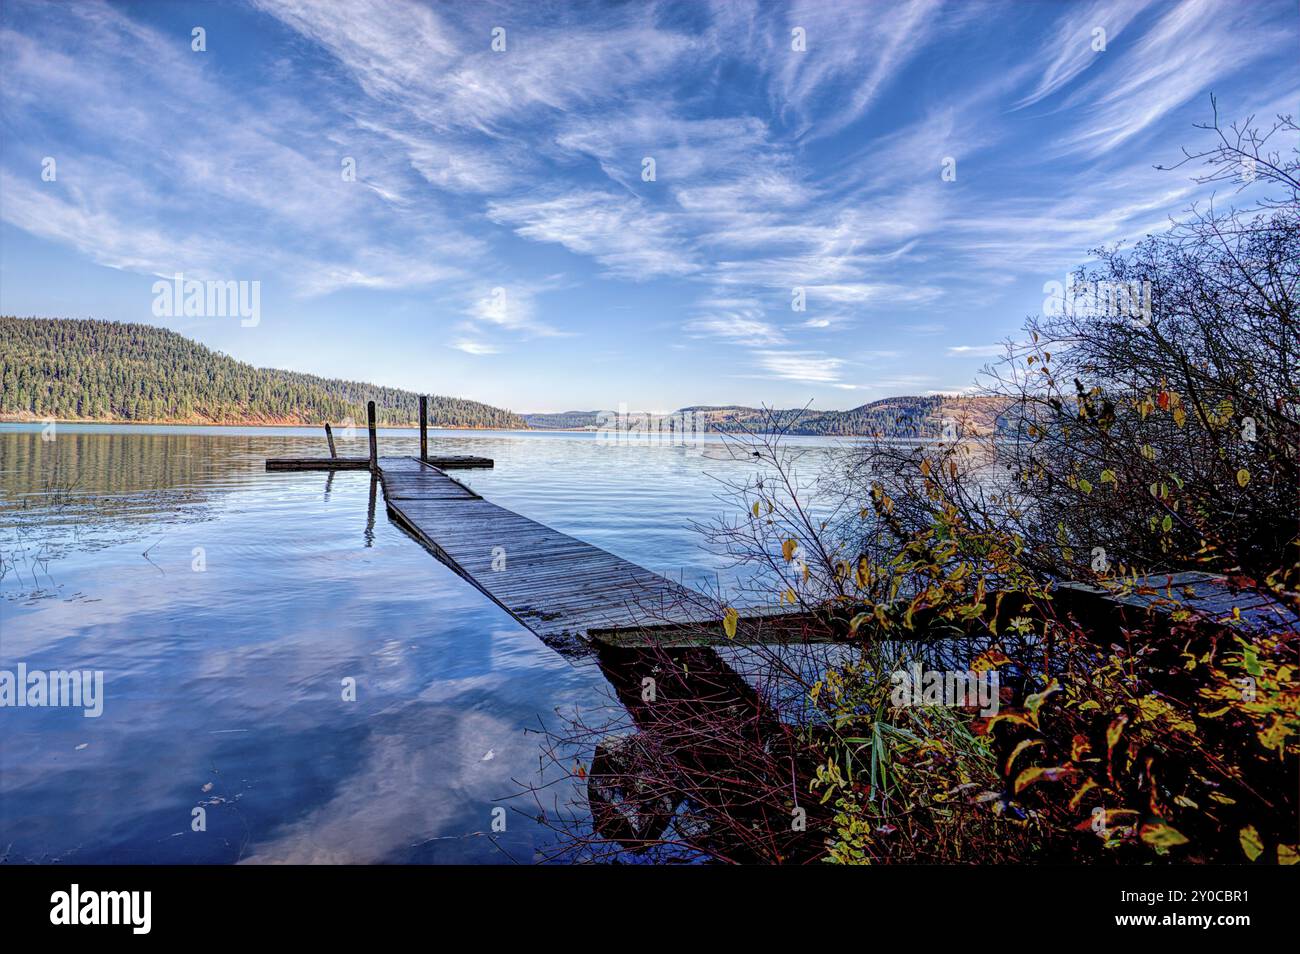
[266,457,372,471]
[589,606,846,648]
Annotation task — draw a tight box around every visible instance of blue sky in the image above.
[1,0,1295,413]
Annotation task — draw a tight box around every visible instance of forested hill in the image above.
[679,398,1007,437]
[0,317,526,428]
[525,397,1007,437]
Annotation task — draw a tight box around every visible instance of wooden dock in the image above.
[375,456,719,649]
[263,403,728,649]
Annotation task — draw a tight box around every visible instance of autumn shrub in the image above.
[982,621,1298,864]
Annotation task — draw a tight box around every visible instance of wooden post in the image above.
[419,395,428,462]
[367,400,378,471]
[324,423,338,459]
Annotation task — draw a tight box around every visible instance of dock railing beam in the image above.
[324,423,338,459]
[367,400,378,471]
[419,395,428,462]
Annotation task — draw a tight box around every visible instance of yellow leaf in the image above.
[1173,406,1187,427]
[1279,844,1299,866]
[1141,822,1190,850]
[1236,468,1250,487]
[986,713,1035,732]
[781,539,798,562]
[1239,825,1263,861]
[1258,715,1291,753]
[1005,738,1044,774]
[752,501,760,518]
[1068,779,1098,810]
[722,607,739,639]
[1014,765,1074,794]
[1137,695,1196,733]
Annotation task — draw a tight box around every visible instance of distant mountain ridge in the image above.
[524,397,1005,437]
[0,317,526,428]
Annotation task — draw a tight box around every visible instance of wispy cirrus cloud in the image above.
[1013,0,1154,109]
[946,345,1005,358]
[1050,0,1287,158]
[685,299,788,347]
[767,0,946,139]
[756,350,847,386]
[487,191,699,281]
[450,339,500,356]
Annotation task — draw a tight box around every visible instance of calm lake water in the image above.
[0,423,848,863]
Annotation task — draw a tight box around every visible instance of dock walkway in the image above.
[375,456,714,648]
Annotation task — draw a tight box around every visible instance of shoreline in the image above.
[0,416,548,432]
[0,416,956,440]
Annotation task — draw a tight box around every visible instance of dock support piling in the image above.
[419,395,428,462]
[367,400,378,471]
[325,423,337,458]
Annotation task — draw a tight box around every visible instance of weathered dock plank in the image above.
[1055,571,1298,635]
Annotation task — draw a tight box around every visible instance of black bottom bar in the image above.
[1,863,1289,941]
